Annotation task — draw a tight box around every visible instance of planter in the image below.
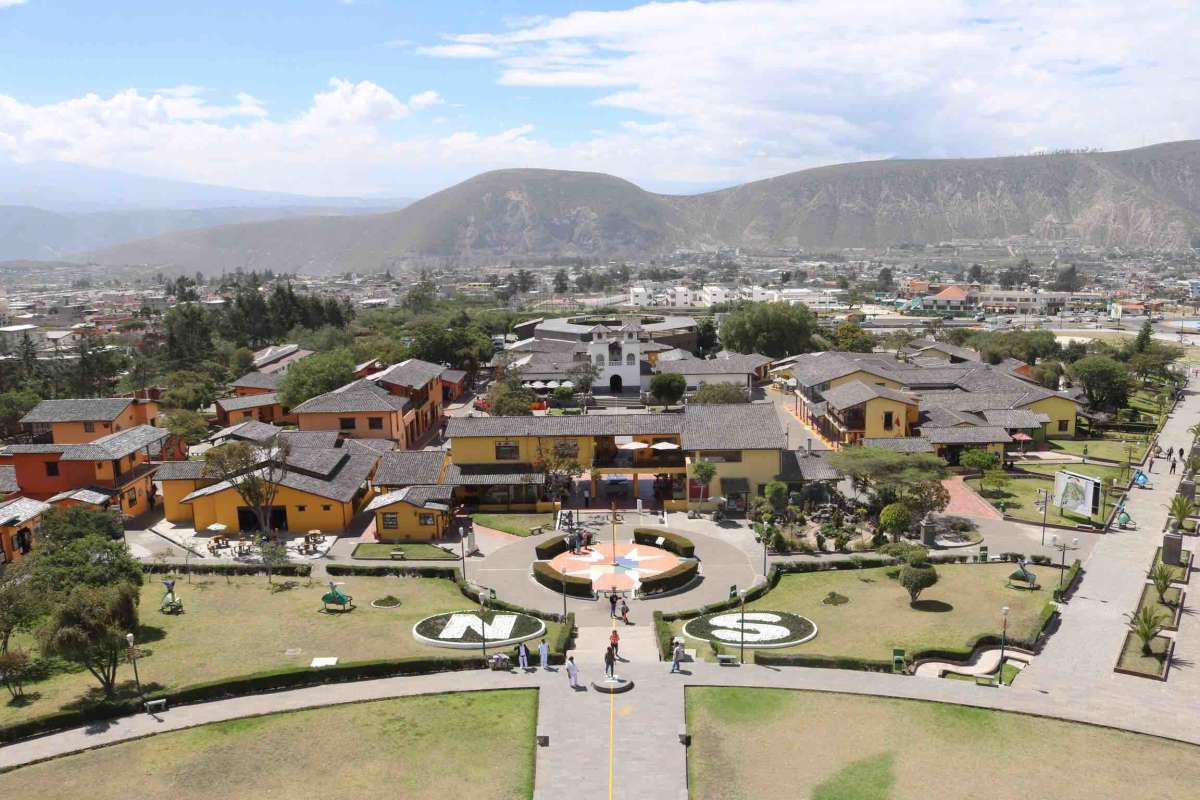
[1114,631,1173,681]
[1135,584,1185,631]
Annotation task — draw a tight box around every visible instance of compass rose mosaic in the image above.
[549,542,680,592]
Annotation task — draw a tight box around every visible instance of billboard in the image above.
[1054,470,1100,517]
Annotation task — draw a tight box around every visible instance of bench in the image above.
[144,698,167,714]
[389,550,407,560]
[716,654,738,667]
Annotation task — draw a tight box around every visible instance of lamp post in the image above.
[1036,487,1049,546]
[738,589,748,666]
[126,632,143,699]
[998,606,1010,685]
[479,591,488,661]
[1050,535,1080,588]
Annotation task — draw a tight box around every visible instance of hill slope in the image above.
[80,141,1200,272]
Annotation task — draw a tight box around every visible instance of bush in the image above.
[534,535,569,560]
[878,502,913,540]
[632,528,696,558]
[879,541,929,566]
[899,563,939,602]
[1053,559,1083,601]
[532,562,593,598]
[754,652,892,672]
[144,562,312,577]
[326,564,457,579]
[653,610,675,660]
[638,560,699,596]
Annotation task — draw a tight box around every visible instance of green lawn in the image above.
[3,575,565,729]
[1136,585,1183,630]
[686,688,1200,800]
[1117,633,1172,679]
[0,691,537,799]
[472,512,555,537]
[967,474,1116,528]
[1049,437,1147,464]
[675,562,1053,663]
[352,542,459,560]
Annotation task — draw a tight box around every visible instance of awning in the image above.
[720,478,750,494]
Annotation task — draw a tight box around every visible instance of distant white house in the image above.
[628,287,652,306]
[668,286,694,307]
[742,285,777,302]
[701,285,733,306]
[0,324,41,351]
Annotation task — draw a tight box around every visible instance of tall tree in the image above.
[38,583,139,697]
[649,373,686,409]
[690,383,747,404]
[1068,355,1130,411]
[203,438,292,535]
[719,301,817,358]
[163,304,216,371]
[277,349,356,408]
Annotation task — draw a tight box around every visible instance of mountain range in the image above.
[14,140,1200,273]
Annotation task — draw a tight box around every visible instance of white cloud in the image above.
[414,43,503,58]
[408,90,443,110]
[0,0,28,8]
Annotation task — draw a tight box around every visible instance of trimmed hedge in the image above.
[326,564,458,579]
[1053,558,1083,602]
[653,610,674,661]
[0,656,483,745]
[754,652,892,672]
[638,560,699,596]
[632,528,695,558]
[144,562,312,577]
[532,561,593,598]
[534,535,569,560]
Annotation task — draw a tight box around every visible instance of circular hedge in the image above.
[682,610,817,649]
[412,610,545,649]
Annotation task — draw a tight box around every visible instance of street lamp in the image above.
[1050,535,1080,588]
[1035,487,1049,546]
[126,632,143,699]
[998,606,1010,685]
[479,590,489,662]
[738,589,749,665]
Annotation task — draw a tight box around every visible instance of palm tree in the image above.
[1189,421,1200,442]
[1148,562,1175,604]
[1127,606,1166,655]
[1169,496,1195,530]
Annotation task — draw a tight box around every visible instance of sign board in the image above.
[1054,470,1100,517]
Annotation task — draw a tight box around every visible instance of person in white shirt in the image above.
[566,656,580,688]
[538,639,550,670]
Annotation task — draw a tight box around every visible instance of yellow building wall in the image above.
[113,473,156,518]
[374,503,448,542]
[451,435,599,466]
[829,370,903,391]
[187,484,357,532]
[1024,396,1077,439]
[161,478,203,524]
[695,449,780,498]
[861,397,915,438]
[298,411,403,443]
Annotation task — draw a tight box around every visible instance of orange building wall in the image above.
[297,411,405,445]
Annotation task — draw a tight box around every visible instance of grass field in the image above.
[1049,437,1148,464]
[675,562,1052,662]
[686,688,1200,800]
[2,575,564,729]
[967,474,1116,528]
[0,690,537,799]
[472,512,555,537]
[352,542,459,560]
[1136,585,1183,630]
[1116,633,1172,679]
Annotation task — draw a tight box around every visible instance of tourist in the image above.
[1148,456,1155,473]
[582,486,590,507]
[610,629,621,660]
[671,641,685,673]
[517,641,530,671]
[609,592,618,618]
[604,645,615,678]
[620,598,630,625]
[566,656,580,688]
[538,638,550,670]
[1170,458,1178,475]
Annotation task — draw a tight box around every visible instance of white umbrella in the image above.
[206,523,227,532]
[546,380,560,388]
[560,380,574,388]
[650,441,680,450]
[530,381,547,389]
[619,441,649,450]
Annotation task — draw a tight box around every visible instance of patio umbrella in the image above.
[546,380,560,389]
[619,441,649,450]
[650,441,680,450]
[560,380,574,388]
[206,523,227,533]
[530,381,547,389]
[1012,432,1032,453]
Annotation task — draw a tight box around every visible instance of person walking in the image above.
[609,629,621,660]
[604,645,615,678]
[566,656,580,688]
[517,641,530,671]
[671,641,685,673]
[1149,456,1155,473]
[1170,458,1178,475]
[620,598,630,625]
[609,592,618,618]
[538,638,550,670]
[582,485,591,508]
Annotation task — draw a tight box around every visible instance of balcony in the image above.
[592,451,685,470]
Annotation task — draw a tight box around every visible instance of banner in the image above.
[1054,470,1099,517]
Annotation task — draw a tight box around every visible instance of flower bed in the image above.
[1114,631,1173,681]
[1152,546,1193,584]
[1135,585,1185,631]
[412,610,545,648]
[683,610,817,649]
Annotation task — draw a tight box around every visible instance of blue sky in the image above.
[0,1,1196,198]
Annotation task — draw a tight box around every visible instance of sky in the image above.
[0,0,1198,199]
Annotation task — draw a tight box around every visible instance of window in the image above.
[45,462,59,476]
[626,352,635,365]
[883,411,894,431]
[419,513,436,526]
[296,505,306,512]
[699,450,741,463]
[495,440,520,460]
[242,411,252,419]
[382,512,399,529]
[322,504,332,511]
[595,354,605,367]
[83,421,95,433]
[339,417,357,430]
[1057,419,1069,432]
[368,417,383,430]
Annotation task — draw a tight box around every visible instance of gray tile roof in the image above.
[444,404,785,451]
[58,425,170,461]
[365,484,454,512]
[47,488,112,505]
[777,451,841,481]
[372,358,445,390]
[375,450,446,487]
[291,380,410,414]
[230,371,281,391]
[0,496,50,526]
[285,448,348,479]
[440,369,468,384]
[441,463,546,486]
[21,397,133,424]
[821,381,917,411]
[0,465,17,494]
[278,430,341,449]
[861,437,935,453]
[981,409,1050,429]
[154,461,210,481]
[656,354,765,376]
[253,343,301,368]
[207,420,283,444]
[181,451,376,504]
[917,407,985,428]
[344,438,397,456]
[216,393,280,413]
[921,426,1013,445]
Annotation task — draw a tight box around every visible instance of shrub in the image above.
[879,541,930,566]
[632,528,695,558]
[532,562,593,598]
[374,595,401,608]
[815,532,826,551]
[899,563,939,603]
[144,562,312,577]
[653,610,675,660]
[878,502,914,542]
[639,560,699,596]
[770,529,789,554]
[534,535,569,560]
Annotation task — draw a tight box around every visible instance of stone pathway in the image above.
[942,475,1003,519]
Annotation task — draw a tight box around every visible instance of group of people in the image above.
[1149,445,1189,475]
[514,638,552,672]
